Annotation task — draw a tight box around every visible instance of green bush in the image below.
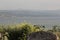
[5,23,41,40]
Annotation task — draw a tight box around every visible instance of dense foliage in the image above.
[0,23,60,40]
[0,23,41,40]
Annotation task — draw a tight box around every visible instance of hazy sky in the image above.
[0,0,60,10]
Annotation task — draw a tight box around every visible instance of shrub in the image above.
[5,23,41,40]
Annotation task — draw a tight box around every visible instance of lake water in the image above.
[0,16,60,29]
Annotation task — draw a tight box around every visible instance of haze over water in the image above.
[0,10,60,29]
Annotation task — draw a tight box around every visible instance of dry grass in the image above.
[54,32,60,40]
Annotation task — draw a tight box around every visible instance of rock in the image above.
[27,31,57,40]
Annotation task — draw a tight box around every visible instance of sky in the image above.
[0,0,60,10]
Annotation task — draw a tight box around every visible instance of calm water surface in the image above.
[0,16,60,29]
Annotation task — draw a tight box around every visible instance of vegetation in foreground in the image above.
[0,22,60,40]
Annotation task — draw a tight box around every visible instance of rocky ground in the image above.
[27,31,57,40]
